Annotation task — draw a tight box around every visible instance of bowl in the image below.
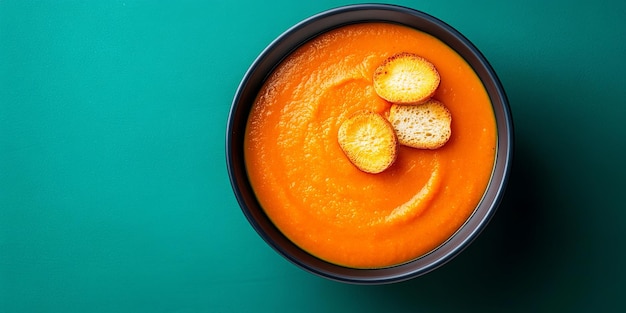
[226,4,513,284]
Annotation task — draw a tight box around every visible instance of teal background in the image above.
[1,0,625,312]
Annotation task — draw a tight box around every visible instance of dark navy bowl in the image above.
[226,4,513,284]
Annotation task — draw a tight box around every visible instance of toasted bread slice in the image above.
[338,111,398,174]
[373,52,440,105]
[388,99,452,149]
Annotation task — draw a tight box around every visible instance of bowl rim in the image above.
[226,3,514,284]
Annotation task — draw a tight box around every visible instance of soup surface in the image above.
[244,22,496,268]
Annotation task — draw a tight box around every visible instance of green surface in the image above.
[1,0,625,312]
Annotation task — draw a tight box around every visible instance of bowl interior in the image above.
[227,4,513,284]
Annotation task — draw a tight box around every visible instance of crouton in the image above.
[387,99,452,149]
[337,111,398,173]
[373,52,440,105]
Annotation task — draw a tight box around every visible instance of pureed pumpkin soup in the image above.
[244,22,496,269]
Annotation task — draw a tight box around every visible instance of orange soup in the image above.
[244,23,496,268]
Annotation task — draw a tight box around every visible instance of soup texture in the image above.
[244,23,496,268]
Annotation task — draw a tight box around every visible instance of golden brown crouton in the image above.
[387,99,452,149]
[373,52,440,105]
[337,111,398,173]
